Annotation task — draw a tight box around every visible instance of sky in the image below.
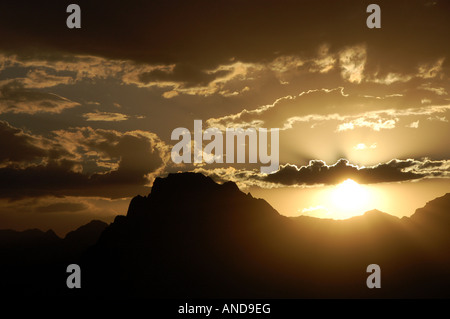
[0,0,449,236]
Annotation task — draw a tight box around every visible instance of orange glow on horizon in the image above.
[295,178,378,220]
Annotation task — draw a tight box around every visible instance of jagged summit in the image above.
[357,209,400,221]
[362,209,388,216]
[0,228,61,246]
[410,193,450,221]
[127,172,248,219]
[64,220,108,245]
[149,172,241,199]
[152,172,218,193]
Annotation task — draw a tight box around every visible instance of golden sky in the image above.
[0,0,449,235]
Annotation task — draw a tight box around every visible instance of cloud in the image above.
[0,1,448,197]
[123,61,262,98]
[35,201,88,213]
[0,195,128,235]
[370,73,413,85]
[427,115,448,122]
[82,111,130,122]
[265,44,337,85]
[338,45,366,84]
[354,143,377,151]
[1,53,135,83]
[6,69,75,89]
[417,58,445,79]
[194,158,450,189]
[406,120,420,128]
[368,57,446,85]
[0,120,48,163]
[1,1,446,78]
[3,40,443,104]
[0,120,71,165]
[0,121,170,199]
[192,166,275,189]
[0,80,79,114]
[206,87,348,130]
[269,55,305,73]
[310,44,336,73]
[206,86,450,133]
[264,158,450,187]
[0,38,446,103]
[337,117,398,132]
[52,127,170,183]
[0,52,179,92]
[418,83,448,96]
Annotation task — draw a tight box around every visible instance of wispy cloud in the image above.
[206,86,450,132]
[338,45,366,84]
[83,111,130,122]
[0,80,79,114]
[354,143,377,150]
[406,120,420,128]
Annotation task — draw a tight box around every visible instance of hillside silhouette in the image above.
[0,220,107,296]
[1,173,450,298]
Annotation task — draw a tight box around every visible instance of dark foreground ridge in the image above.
[0,220,107,296]
[1,172,450,298]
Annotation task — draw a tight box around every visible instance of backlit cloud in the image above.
[206,87,450,132]
[0,80,79,114]
[338,45,366,84]
[195,158,450,189]
[0,121,170,199]
[83,111,130,122]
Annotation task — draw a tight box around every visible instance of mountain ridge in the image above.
[80,173,450,298]
[1,172,449,298]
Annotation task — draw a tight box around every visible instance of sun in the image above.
[328,178,372,219]
[298,178,377,219]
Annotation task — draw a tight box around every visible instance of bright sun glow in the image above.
[297,178,376,219]
[327,179,373,219]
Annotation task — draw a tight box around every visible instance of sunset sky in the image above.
[0,0,449,235]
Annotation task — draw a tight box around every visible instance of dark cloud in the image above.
[0,120,71,164]
[418,159,445,169]
[264,158,426,186]
[0,0,448,74]
[35,201,88,213]
[0,122,169,199]
[0,159,89,198]
[0,157,152,199]
[0,120,47,162]
[87,131,167,186]
[136,64,231,87]
[195,158,450,188]
[0,80,79,114]
[2,1,449,101]
[57,127,169,177]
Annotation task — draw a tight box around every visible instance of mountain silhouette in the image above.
[0,220,107,297]
[64,220,109,256]
[1,173,449,298]
[81,173,450,298]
